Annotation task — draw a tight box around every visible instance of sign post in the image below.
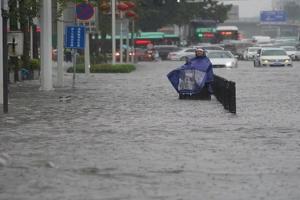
[1,0,9,113]
[65,25,86,88]
[76,3,94,75]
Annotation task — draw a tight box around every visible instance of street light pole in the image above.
[0,1,3,106]
[1,0,9,113]
[112,0,116,65]
[40,0,53,91]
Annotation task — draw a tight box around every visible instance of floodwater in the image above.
[1,61,300,200]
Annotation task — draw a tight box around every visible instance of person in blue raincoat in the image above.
[167,48,214,99]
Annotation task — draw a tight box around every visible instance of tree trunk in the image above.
[19,0,30,72]
[9,0,19,82]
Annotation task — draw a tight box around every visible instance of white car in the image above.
[253,48,292,67]
[243,47,261,60]
[295,49,300,61]
[167,48,195,61]
[280,46,297,60]
[206,50,238,68]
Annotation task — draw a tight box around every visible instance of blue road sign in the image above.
[65,26,86,49]
[76,3,94,21]
[260,10,287,23]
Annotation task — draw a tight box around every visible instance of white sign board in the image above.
[8,31,24,57]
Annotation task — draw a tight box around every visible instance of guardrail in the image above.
[212,75,236,114]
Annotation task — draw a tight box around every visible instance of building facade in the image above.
[272,0,300,9]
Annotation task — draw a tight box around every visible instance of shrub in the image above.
[77,55,84,64]
[91,64,135,73]
[91,54,108,64]
[27,59,40,70]
[67,63,135,73]
[66,64,85,73]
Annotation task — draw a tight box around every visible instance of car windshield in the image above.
[203,46,224,50]
[249,48,260,52]
[261,49,287,56]
[207,51,233,58]
[283,47,296,51]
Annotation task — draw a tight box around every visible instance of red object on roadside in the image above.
[124,1,135,9]
[126,10,136,17]
[117,2,129,11]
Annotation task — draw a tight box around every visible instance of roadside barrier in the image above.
[212,75,236,114]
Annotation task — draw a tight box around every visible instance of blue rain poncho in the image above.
[167,56,214,95]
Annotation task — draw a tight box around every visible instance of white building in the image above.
[272,0,300,9]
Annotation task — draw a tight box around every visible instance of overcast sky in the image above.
[221,0,273,18]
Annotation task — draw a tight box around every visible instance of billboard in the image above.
[260,10,287,24]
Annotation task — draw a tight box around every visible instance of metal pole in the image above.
[57,2,64,87]
[73,0,77,88]
[72,49,76,88]
[40,0,53,91]
[120,11,123,63]
[130,19,133,63]
[131,19,135,63]
[2,0,9,113]
[84,30,90,75]
[126,24,129,63]
[0,1,3,105]
[112,0,116,64]
[30,25,33,59]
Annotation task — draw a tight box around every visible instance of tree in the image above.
[284,1,300,22]
[135,0,232,31]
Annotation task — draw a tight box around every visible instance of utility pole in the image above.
[40,0,53,91]
[0,0,3,106]
[112,0,116,64]
[1,0,9,113]
[57,2,64,87]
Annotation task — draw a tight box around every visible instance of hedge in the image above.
[67,63,135,73]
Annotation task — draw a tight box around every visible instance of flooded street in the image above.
[1,60,300,200]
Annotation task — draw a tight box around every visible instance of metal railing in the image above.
[212,75,236,114]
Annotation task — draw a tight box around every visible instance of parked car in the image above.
[116,48,155,62]
[167,48,195,61]
[295,49,300,61]
[253,47,292,67]
[280,46,297,60]
[154,45,181,60]
[222,41,253,60]
[206,50,238,68]
[243,47,261,60]
[193,44,224,51]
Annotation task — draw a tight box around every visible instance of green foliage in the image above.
[136,0,232,31]
[284,1,300,21]
[27,59,40,70]
[91,54,108,64]
[77,55,85,65]
[75,54,108,65]
[67,64,136,73]
[91,64,136,73]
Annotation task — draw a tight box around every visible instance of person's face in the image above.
[195,50,204,56]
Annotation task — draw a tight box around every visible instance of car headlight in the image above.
[262,59,269,63]
[285,59,291,63]
[226,62,234,67]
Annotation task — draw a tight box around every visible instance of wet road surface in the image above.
[1,61,300,200]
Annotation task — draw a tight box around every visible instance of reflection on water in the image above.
[1,61,300,200]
